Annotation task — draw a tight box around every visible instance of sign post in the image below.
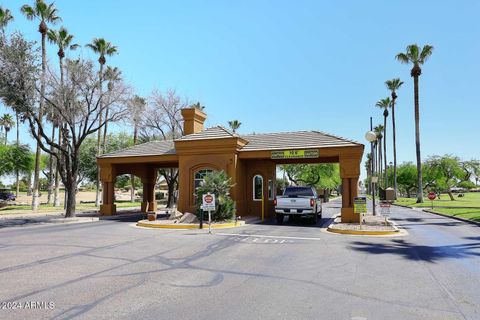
[202,193,216,234]
[354,196,367,229]
[428,192,436,210]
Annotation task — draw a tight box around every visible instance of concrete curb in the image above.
[136,220,246,229]
[326,217,400,236]
[422,209,480,227]
[391,203,480,227]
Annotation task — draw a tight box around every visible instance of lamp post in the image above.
[365,126,378,216]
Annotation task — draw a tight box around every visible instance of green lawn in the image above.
[395,192,480,223]
[0,201,141,216]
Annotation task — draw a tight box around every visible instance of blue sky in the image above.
[2,0,480,177]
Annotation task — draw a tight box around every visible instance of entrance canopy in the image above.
[97,108,364,222]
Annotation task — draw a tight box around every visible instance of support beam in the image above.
[339,155,362,223]
[99,165,116,216]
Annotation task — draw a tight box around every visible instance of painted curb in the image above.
[326,217,400,236]
[136,220,246,229]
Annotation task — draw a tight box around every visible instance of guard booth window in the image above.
[253,175,263,201]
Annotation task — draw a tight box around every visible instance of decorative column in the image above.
[339,155,362,223]
[99,165,116,216]
[141,167,157,212]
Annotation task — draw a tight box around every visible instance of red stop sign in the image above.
[204,194,213,204]
[428,192,436,200]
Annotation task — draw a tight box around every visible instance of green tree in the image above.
[194,170,236,221]
[424,155,464,201]
[86,38,118,207]
[375,97,391,188]
[385,78,404,198]
[21,0,61,210]
[0,144,34,177]
[396,162,417,198]
[0,6,14,36]
[281,164,340,190]
[396,44,434,203]
[228,120,241,133]
[0,114,14,145]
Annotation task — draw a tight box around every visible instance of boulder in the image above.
[168,210,183,220]
[178,212,199,224]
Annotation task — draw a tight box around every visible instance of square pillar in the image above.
[141,168,157,212]
[99,165,116,216]
[339,155,362,223]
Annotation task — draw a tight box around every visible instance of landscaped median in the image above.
[327,215,402,236]
[136,219,246,229]
[393,192,480,224]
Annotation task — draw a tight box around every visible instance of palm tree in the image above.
[47,27,79,206]
[101,66,122,151]
[385,78,404,198]
[374,124,384,182]
[21,0,61,210]
[129,95,146,202]
[0,6,14,36]
[228,120,241,133]
[376,97,391,188]
[396,44,434,203]
[86,38,117,206]
[1,114,15,145]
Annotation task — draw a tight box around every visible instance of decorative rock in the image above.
[168,210,183,220]
[178,212,198,223]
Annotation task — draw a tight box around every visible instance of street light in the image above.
[365,128,377,216]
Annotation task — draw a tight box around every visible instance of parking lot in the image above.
[0,199,479,320]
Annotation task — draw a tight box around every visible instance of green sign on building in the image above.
[271,149,319,160]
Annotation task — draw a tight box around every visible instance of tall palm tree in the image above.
[396,44,433,203]
[129,95,146,202]
[86,38,117,206]
[0,6,14,36]
[374,124,384,183]
[47,26,79,206]
[228,120,241,133]
[385,78,404,198]
[21,0,61,210]
[376,98,391,188]
[1,114,15,145]
[101,66,122,151]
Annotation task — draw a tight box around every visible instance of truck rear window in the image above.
[284,187,314,197]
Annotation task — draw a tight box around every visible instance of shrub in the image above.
[194,170,235,221]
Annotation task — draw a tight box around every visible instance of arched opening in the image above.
[253,174,264,201]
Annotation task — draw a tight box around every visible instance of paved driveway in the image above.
[0,200,479,320]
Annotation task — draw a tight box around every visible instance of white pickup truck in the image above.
[274,186,322,224]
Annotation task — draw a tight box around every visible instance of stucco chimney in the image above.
[181,107,207,135]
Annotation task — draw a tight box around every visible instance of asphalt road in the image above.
[0,199,479,320]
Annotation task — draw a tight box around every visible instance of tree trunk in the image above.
[130,124,138,203]
[53,128,62,206]
[65,181,77,218]
[32,30,47,211]
[95,63,104,207]
[166,180,175,208]
[46,124,55,204]
[392,97,398,199]
[414,74,423,203]
[54,57,64,207]
[15,111,20,198]
[447,190,455,201]
[384,114,388,188]
[102,107,109,152]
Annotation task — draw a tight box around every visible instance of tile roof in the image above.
[99,128,361,158]
[98,140,175,158]
[239,131,361,151]
[175,126,237,141]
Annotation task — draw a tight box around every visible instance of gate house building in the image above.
[97,108,364,222]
